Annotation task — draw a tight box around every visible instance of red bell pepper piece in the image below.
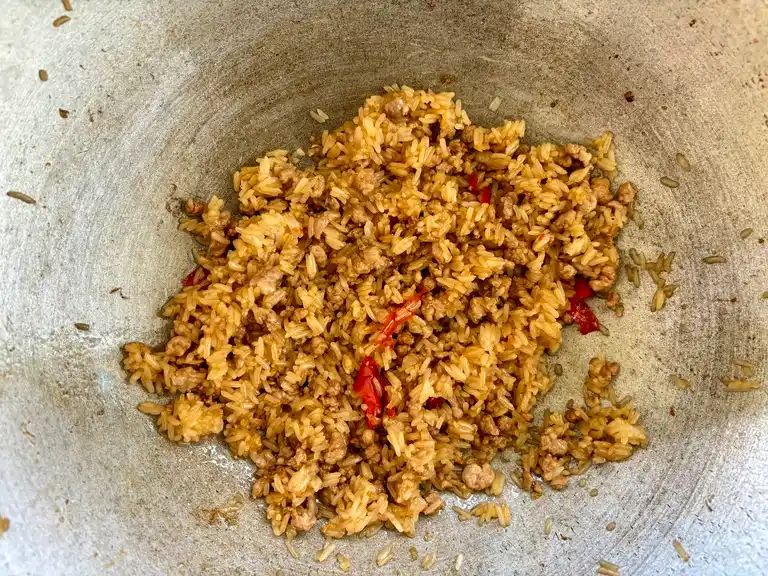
[568,276,600,335]
[467,173,479,191]
[353,356,385,428]
[373,288,428,347]
[478,187,491,204]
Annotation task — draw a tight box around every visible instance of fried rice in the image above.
[123,86,646,539]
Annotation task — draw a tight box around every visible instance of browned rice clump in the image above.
[123,86,645,539]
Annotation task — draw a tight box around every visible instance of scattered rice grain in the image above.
[0,516,8,536]
[454,553,464,571]
[599,559,620,573]
[488,96,501,111]
[285,539,299,559]
[74,322,90,331]
[722,378,761,392]
[62,0,73,10]
[544,517,552,535]
[38,69,49,81]
[675,152,691,171]
[628,248,642,267]
[489,471,506,496]
[660,176,679,188]
[423,531,435,542]
[316,108,330,121]
[578,478,587,488]
[589,488,598,497]
[650,288,666,312]
[598,324,610,337]
[671,375,690,390]
[336,553,351,573]
[376,543,394,567]
[702,254,726,264]
[315,542,336,563]
[421,551,436,570]
[606,522,617,531]
[410,546,419,561]
[309,109,326,123]
[58,108,70,119]
[739,228,753,239]
[672,539,690,562]
[626,264,639,288]
[6,191,37,205]
[53,15,71,27]
[553,363,563,376]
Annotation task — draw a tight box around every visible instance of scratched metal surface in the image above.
[1,1,767,574]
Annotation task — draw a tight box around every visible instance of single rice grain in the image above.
[672,539,690,562]
[53,15,71,27]
[660,176,679,188]
[336,554,351,573]
[376,543,394,567]
[6,191,37,205]
[675,152,691,171]
[454,552,464,571]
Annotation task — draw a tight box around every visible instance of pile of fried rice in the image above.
[123,86,647,539]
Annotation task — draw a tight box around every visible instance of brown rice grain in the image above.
[660,176,679,188]
[74,322,90,331]
[740,228,753,239]
[53,15,71,27]
[606,522,617,531]
[38,69,49,81]
[58,108,70,119]
[62,0,73,10]
[553,363,563,376]
[0,516,9,536]
[410,546,418,561]
[6,191,37,205]
[702,254,726,264]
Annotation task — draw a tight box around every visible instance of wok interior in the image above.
[1,1,767,574]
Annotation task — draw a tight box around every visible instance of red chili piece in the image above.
[182,266,201,287]
[466,173,491,204]
[373,288,428,346]
[353,356,385,428]
[426,397,444,409]
[568,277,600,335]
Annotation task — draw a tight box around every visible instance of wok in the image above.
[1,1,767,574]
